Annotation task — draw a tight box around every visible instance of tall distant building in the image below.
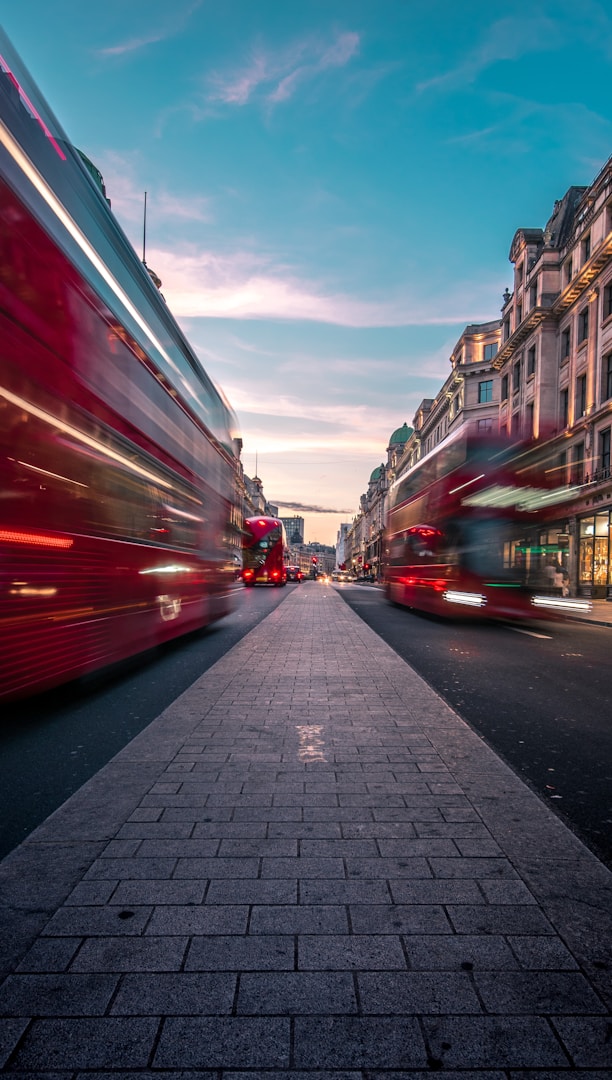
[279,515,304,544]
[336,523,351,569]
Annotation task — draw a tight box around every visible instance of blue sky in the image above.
[3,1,612,544]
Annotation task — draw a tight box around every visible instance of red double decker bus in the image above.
[0,34,240,700]
[242,517,288,586]
[384,427,589,620]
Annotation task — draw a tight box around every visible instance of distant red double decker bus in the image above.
[242,517,288,587]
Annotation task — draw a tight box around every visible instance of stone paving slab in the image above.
[0,582,611,1075]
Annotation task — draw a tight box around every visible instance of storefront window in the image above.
[580,517,594,586]
[579,513,611,588]
[594,513,610,586]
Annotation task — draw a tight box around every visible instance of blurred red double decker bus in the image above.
[0,33,240,700]
[384,427,590,621]
[242,517,288,587]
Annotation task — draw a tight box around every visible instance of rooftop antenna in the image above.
[140,194,162,289]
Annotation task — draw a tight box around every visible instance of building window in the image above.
[503,318,510,341]
[483,342,498,361]
[512,360,521,392]
[527,345,536,376]
[600,428,611,476]
[516,303,523,326]
[564,257,573,284]
[604,283,612,320]
[529,282,537,309]
[501,374,508,400]
[561,327,571,360]
[526,402,534,437]
[605,354,612,401]
[578,306,589,343]
[516,263,524,286]
[582,233,591,263]
[560,387,569,428]
[477,417,493,434]
[478,380,493,403]
[577,373,587,417]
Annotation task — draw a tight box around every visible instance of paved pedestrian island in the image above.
[0,584,610,1076]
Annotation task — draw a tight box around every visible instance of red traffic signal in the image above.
[311,556,318,564]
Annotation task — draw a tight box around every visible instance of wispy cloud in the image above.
[90,152,214,228]
[417,15,562,95]
[151,245,502,328]
[273,501,354,514]
[445,93,612,163]
[207,30,360,107]
[224,388,383,429]
[96,1,203,58]
[218,390,414,462]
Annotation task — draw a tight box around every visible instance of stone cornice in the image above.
[492,304,555,369]
[552,231,612,315]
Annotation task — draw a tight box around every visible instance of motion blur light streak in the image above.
[15,460,89,488]
[0,116,181,379]
[448,474,485,496]
[0,529,73,549]
[139,564,194,575]
[531,595,593,614]
[9,586,58,597]
[462,483,581,511]
[0,385,174,489]
[161,504,203,523]
[443,590,487,608]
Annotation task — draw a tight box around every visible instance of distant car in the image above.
[285,565,303,582]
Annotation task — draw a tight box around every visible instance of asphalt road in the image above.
[337,582,612,870]
[0,584,290,860]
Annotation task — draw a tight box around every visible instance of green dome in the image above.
[369,465,383,483]
[389,422,412,446]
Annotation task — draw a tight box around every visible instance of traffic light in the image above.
[311,557,318,564]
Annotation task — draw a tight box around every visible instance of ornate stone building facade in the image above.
[347,153,612,597]
[494,157,612,596]
[345,423,412,578]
